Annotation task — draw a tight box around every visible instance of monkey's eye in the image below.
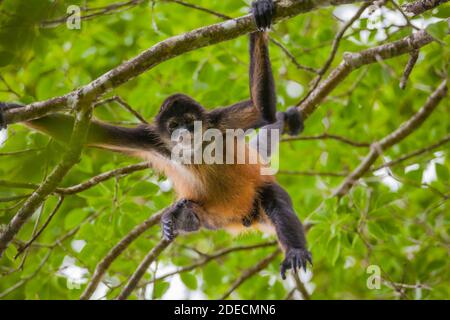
[168,121,179,130]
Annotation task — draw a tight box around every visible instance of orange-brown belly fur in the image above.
[140,148,275,230]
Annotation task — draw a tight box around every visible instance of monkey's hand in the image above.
[251,0,275,31]
[162,199,201,241]
[282,107,304,136]
[0,102,24,130]
[280,247,312,280]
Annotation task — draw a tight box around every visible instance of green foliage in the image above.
[0,0,448,300]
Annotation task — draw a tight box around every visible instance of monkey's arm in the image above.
[208,0,276,130]
[26,113,169,155]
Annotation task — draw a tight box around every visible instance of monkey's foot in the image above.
[283,107,304,136]
[280,248,312,280]
[252,0,275,31]
[161,199,201,240]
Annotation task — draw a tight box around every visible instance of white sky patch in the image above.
[320,151,328,166]
[422,152,445,184]
[0,128,8,148]
[373,167,402,192]
[299,268,315,296]
[403,244,421,260]
[333,4,359,21]
[286,81,304,98]
[158,179,173,192]
[145,262,206,300]
[344,256,356,269]
[91,282,109,300]
[405,163,420,173]
[58,256,89,290]
[71,239,86,253]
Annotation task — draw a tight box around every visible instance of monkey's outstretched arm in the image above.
[0,103,168,156]
[31,114,168,154]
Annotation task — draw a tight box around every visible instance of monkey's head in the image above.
[155,94,208,151]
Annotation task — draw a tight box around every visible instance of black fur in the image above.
[252,0,275,31]
[284,107,304,136]
[258,182,312,279]
[156,94,206,135]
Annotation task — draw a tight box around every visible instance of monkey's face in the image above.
[156,94,207,151]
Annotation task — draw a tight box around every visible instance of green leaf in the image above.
[64,208,89,230]
[180,272,198,290]
[435,163,449,182]
[128,181,159,197]
[426,21,449,42]
[152,281,170,299]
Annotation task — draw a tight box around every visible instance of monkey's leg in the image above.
[259,183,312,279]
[161,199,203,241]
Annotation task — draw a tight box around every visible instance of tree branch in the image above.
[116,238,172,300]
[334,79,447,197]
[297,30,434,119]
[292,272,310,300]
[403,0,448,16]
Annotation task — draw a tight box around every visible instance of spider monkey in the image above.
[0,0,311,278]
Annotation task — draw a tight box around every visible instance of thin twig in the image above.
[278,170,347,177]
[95,96,148,124]
[220,249,280,300]
[58,162,150,195]
[0,148,44,157]
[14,196,65,259]
[399,49,419,89]
[282,133,370,147]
